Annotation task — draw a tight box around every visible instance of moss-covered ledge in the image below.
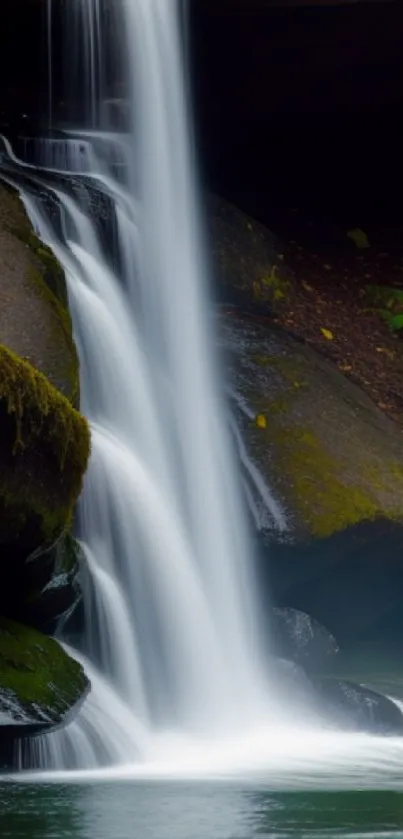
[0,343,90,560]
[0,617,88,730]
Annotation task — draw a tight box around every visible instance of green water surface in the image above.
[1,782,403,839]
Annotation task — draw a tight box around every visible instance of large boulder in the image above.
[0,617,88,768]
[225,313,403,540]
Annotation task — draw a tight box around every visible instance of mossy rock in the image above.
[209,195,292,312]
[0,182,79,405]
[0,343,90,560]
[225,314,403,540]
[0,617,88,735]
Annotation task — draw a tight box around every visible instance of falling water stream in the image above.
[2,0,403,790]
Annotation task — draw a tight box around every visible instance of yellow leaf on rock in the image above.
[256,414,267,429]
[320,328,334,341]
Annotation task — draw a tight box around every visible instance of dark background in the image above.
[2,0,403,232]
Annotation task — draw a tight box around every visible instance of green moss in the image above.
[252,266,290,303]
[289,431,381,538]
[252,389,403,539]
[0,343,90,552]
[252,353,307,387]
[0,617,87,720]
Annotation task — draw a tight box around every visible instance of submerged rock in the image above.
[271,607,339,672]
[270,655,403,736]
[0,617,88,768]
[315,678,403,736]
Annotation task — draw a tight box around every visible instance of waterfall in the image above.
[4,0,403,788]
[1,0,280,769]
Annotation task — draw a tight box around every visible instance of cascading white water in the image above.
[5,0,280,768]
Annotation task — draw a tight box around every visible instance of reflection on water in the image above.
[1,782,403,839]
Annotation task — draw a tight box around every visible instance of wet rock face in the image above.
[315,679,403,736]
[222,310,403,541]
[0,183,79,402]
[271,611,403,736]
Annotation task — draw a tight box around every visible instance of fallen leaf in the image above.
[320,328,334,341]
[256,414,267,429]
[339,364,352,372]
[302,281,313,292]
[323,264,332,271]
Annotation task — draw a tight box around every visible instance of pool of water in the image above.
[1,781,403,839]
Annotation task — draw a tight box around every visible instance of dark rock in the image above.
[0,531,83,634]
[261,519,403,653]
[316,678,403,736]
[271,607,339,672]
[20,533,84,634]
[273,656,403,736]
